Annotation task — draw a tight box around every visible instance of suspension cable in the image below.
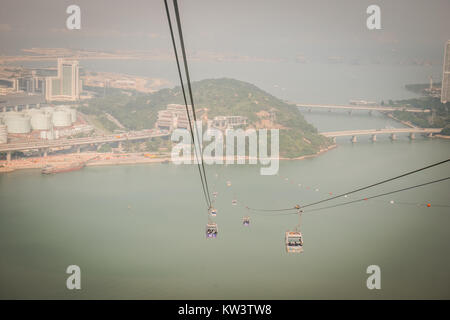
[245,158,449,212]
[164,0,211,209]
[301,158,449,209]
[303,176,450,214]
[172,0,212,207]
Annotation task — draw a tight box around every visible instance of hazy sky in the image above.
[0,0,449,62]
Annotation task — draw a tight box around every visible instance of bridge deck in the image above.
[321,128,442,137]
[296,103,430,113]
[0,131,170,152]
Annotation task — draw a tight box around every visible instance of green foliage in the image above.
[391,97,449,129]
[98,144,112,153]
[83,78,332,158]
[441,124,450,136]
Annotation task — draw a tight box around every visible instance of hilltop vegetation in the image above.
[80,78,333,157]
[388,97,450,134]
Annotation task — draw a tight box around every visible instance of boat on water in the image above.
[41,162,85,174]
[349,99,377,106]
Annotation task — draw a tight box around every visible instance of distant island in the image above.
[80,78,333,158]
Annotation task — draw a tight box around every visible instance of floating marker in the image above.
[390,200,394,204]
[344,195,348,198]
[427,203,431,207]
[315,188,319,192]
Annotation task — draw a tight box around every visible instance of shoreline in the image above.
[0,143,338,173]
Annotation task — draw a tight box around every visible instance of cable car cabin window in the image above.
[288,237,302,246]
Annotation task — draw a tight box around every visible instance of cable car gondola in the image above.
[206,223,218,238]
[209,207,217,217]
[242,216,250,226]
[232,199,237,206]
[285,231,303,253]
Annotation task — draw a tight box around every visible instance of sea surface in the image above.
[1,61,450,299]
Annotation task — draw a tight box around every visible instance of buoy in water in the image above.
[427,203,431,207]
[390,200,394,204]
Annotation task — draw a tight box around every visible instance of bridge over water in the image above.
[296,103,431,113]
[320,128,442,142]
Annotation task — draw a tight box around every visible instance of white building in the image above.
[441,40,450,103]
[45,59,82,102]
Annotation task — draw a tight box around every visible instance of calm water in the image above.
[2,60,450,299]
[1,108,449,299]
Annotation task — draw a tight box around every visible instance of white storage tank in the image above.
[56,105,77,123]
[52,110,72,127]
[0,124,7,144]
[69,108,77,123]
[4,114,31,134]
[30,111,52,130]
[41,106,55,115]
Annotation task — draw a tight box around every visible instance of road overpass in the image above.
[296,103,431,113]
[0,130,170,161]
[321,128,442,142]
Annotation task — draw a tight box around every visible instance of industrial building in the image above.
[16,70,47,95]
[441,40,450,104]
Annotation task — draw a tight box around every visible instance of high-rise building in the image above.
[45,59,81,101]
[441,40,450,103]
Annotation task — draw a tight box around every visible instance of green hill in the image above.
[81,78,333,158]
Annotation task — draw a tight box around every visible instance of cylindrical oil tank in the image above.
[41,106,55,114]
[4,114,31,134]
[52,110,72,127]
[0,124,7,144]
[30,111,52,130]
[69,108,77,123]
[56,105,77,123]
